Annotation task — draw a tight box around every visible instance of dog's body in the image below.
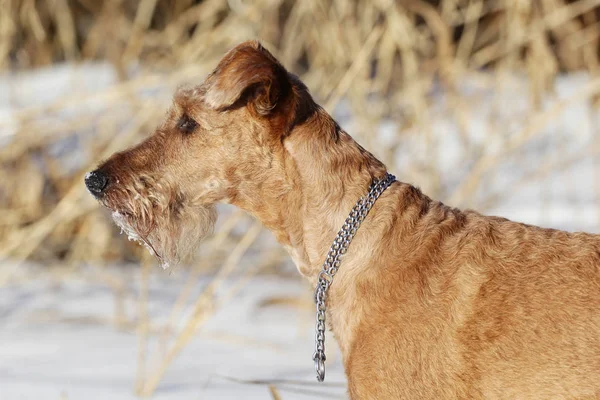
[334,187,600,398]
[86,41,600,399]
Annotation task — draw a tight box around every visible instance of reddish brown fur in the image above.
[89,41,600,398]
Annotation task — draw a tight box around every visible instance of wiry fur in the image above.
[97,152,216,268]
[88,41,600,398]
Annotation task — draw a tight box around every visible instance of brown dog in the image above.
[86,41,600,399]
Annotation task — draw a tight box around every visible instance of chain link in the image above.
[312,173,396,382]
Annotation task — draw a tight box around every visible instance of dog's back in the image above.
[347,183,600,399]
[459,215,600,398]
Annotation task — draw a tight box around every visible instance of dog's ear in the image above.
[204,41,290,116]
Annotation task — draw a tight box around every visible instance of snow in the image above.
[0,266,347,399]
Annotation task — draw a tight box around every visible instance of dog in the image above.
[86,41,600,399]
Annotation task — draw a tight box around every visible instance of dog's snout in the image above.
[85,170,109,197]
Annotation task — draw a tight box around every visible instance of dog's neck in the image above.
[230,107,388,282]
[227,107,392,358]
[283,109,388,278]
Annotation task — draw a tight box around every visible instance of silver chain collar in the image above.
[312,172,396,382]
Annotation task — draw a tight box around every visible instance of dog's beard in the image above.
[109,195,217,269]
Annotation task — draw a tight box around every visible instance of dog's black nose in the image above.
[85,170,109,197]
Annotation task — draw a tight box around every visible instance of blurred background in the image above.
[2,0,600,399]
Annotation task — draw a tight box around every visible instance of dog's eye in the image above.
[177,115,198,134]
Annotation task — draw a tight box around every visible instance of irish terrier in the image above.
[86,41,600,399]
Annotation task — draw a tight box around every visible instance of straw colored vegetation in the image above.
[2,0,600,266]
[2,0,600,396]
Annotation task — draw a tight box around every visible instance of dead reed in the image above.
[2,0,600,267]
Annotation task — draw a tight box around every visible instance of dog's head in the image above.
[85,41,313,267]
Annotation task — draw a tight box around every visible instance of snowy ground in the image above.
[1,266,347,400]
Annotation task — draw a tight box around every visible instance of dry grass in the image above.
[2,0,600,267]
[2,0,600,396]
